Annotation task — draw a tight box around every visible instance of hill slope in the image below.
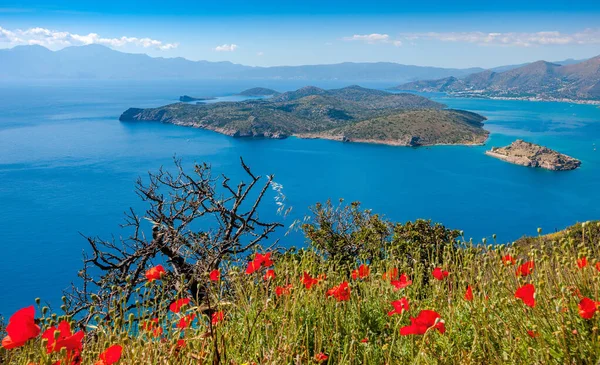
[394,56,600,102]
[120,86,488,146]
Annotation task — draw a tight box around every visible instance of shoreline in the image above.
[445,93,600,106]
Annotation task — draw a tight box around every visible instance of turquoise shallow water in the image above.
[0,80,599,315]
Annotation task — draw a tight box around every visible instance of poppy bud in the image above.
[537,227,542,234]
[35,297,41,305]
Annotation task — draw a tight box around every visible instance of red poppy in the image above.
[578,297,597,319]
[326,282,351,301]
[209,270,220,282]
[464,286,473,301]
[1,306,40,350]
[140,318,162,337]
[95,344,122,365]
[596,262,600,272]
[360,338,368,343]
[263,269,276,280]
[382,268,399,281]
[351,264,370,280]
[41,320,84,354]
[577,257,588,269]
[176,339,186,348]
[514,284,535,308]
[260,252,274,267]
[176,314,196,329]
[400,310,445,336]
[516,261,534,277]
[301,272,322,289]
[245,252,274,274]
[432,267,449,280]
[387,298,409,316]
[502,255,516,265]
[145,265,166,282]
[391,273,412,290]
[169,298,191,313]
[275,284,293,297]
[527,330,539,338]
[211,311,224,325]
[314,353,329,362]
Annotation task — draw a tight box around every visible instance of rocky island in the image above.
[121,85,489,147]
[179,95,216,102]
[486,140,581,171]
[237,87,280,97]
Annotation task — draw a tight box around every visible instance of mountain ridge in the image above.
[393,55,600,102]
[0,44,482,82]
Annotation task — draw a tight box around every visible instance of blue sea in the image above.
[1,79,599,316]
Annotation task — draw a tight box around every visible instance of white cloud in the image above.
[214,44,238,52]
[399,29,600,47]
[257,51,264,56]
[343,33,402,47]
[0,25,178,50]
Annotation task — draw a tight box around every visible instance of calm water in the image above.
[1,79,599,315]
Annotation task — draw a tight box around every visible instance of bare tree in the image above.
[65,158,282,325]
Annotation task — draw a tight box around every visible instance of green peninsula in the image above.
[120,85,489,146]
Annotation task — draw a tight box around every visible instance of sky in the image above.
[1,0,600,68]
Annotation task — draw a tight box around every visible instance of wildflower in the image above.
[391,273,412,290]
[400,310,445,336]
[140,318,162,337]
[596,262,600,272]
[176,339,186,348]
[211,311,224,325]
[502,255,516,265]
[387,298,409,316]
[432,267,449,280]
[263,269,276,280]
[1,306,41,350]
[578,297,597,319]
[145,265,166,282]
[515,284,535,308]
[176,314,196,329]
[326,282,351,301]
[382,268,398,281]
[169,298,191,313]
[360,338,369,343]
[209,270,220,282]
[301,272,322,289]
[527,330,539,338]
[577,257,588,269]
[95,344,122,365]
[314,352,329,362]
[351,264,370,280]
[245,252,273,274]
[516,261,534,277]
[41,320,84,354]
[465,286,473,301]
[275,284,293,297]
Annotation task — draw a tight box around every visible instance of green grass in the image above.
[2,222,600,364]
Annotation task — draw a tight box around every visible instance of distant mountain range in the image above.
[394,56,600,102]
[0,44,483,82]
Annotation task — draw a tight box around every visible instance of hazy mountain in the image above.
[490,58,588,73]
[394,56,600,101]
[0,44,482,82]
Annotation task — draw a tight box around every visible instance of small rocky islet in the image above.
[120,85,489,147]
[486,139,581,171]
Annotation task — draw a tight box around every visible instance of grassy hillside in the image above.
[2,217,600,364]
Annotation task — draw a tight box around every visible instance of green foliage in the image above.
[302,199,391,266]
[388,219,461,267]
